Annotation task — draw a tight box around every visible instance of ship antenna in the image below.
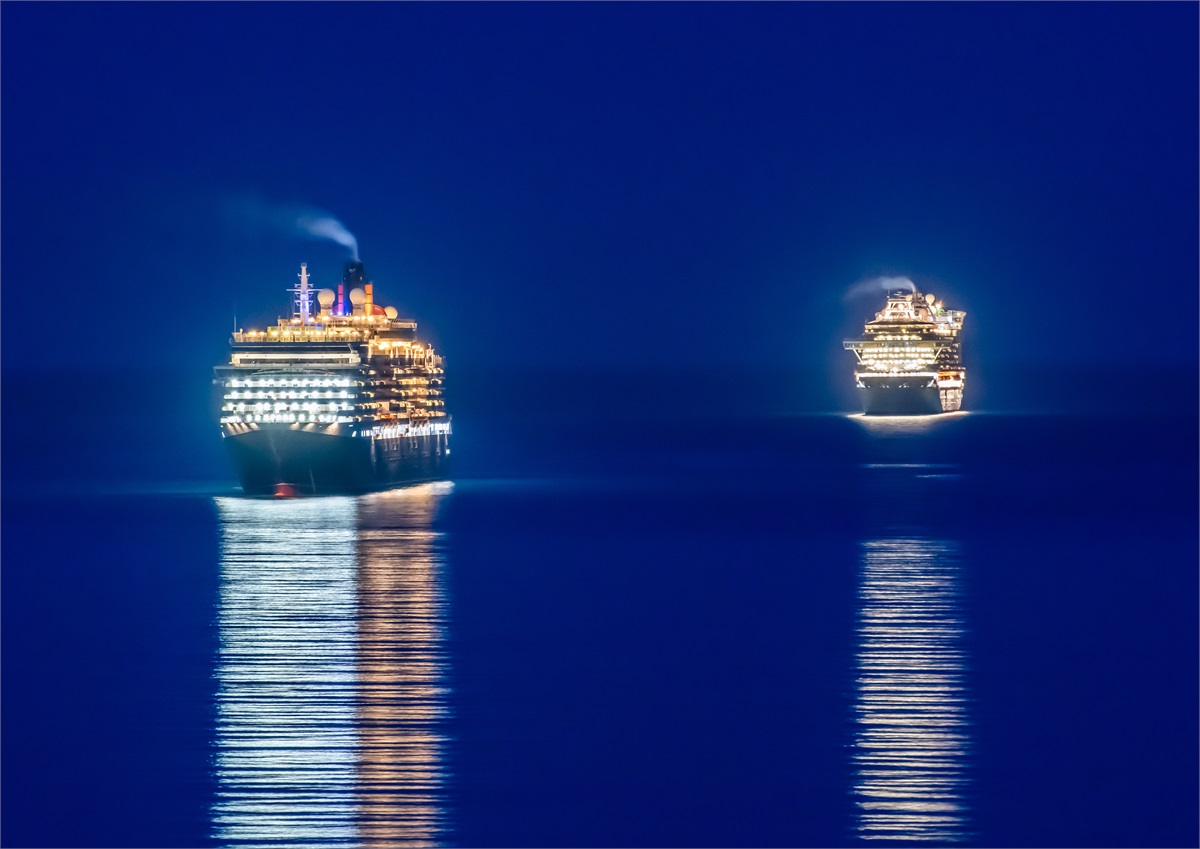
[289,263,314,324]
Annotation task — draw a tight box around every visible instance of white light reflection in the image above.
[213,482,453,848]
[852,538,972,843]
[848,411,969,437]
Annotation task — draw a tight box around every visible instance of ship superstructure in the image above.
[215,261,451,495]
[843,289,966,415]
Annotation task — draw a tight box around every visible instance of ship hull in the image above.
[223,425,451,496]
[858,380,947,415]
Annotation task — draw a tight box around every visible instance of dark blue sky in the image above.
[3,1,1196,374]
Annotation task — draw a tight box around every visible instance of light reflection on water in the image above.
[848,411,970,437]
[852,536,972,843]
[212,483,453,848]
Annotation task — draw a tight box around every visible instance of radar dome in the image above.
[317,289,336,307]
[348,287,366,305]
[384,306,398,319]
[925,293,936,304]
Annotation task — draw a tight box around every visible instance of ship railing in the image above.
[232,331,372,343]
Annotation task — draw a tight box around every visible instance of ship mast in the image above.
[289,263,314,324]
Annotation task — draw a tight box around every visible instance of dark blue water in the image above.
[3,370,1197,847]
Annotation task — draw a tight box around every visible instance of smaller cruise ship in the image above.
[843,289,966,415]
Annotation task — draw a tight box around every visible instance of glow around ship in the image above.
[844,289,966,415]
[214,261,451,495]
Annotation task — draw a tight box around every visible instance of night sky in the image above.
[3,2,1197,378]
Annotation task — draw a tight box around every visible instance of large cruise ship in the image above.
[215,261,451,495]
[843,289,966,415]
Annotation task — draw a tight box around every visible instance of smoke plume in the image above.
[295,215,359,261]
[225,193,359,260]
[843,275,916,301]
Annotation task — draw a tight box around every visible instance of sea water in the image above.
[2,373,1196,847]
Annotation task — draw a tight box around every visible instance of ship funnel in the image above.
[343,260,366,287]
[343,261,367,315]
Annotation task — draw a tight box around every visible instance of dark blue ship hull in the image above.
[223,425,451,495]
[859,379,946,415]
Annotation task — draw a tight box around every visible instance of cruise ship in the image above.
[843,289,966,415]
[215,261,451,495]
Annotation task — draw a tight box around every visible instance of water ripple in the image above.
[852,538,972,843]
[213,483,453,848]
